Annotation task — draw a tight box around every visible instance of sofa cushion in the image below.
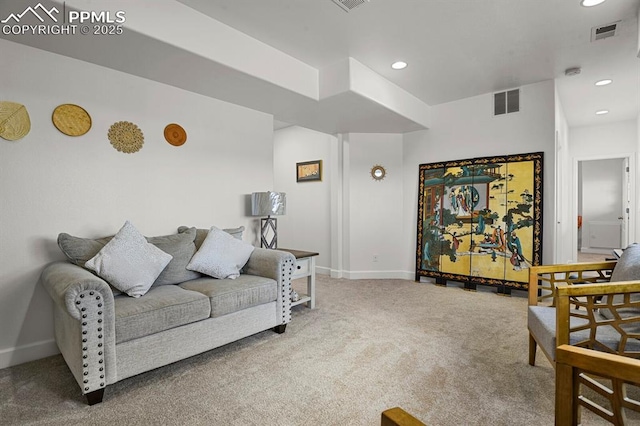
[178,225,245,249]
[85,221,173,298]
[114,285,211,344]
[58,233,112,266]
[180,274,277,318]
[186,227,254,279]
[147,227,201,286]
[528,305,640,359]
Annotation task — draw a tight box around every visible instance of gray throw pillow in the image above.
[58,233,113,266]
[186,226,254,279]
[610,243,640,283]
[85,221,173,298]
[178,225,245,250]
[147,227,201,286]
[600,243,640,320]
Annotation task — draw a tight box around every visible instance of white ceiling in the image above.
[177,0,640,129]
[1,0,638,133]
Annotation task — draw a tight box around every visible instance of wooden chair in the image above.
[528,266,640,424]
[556,345,640,425]
[381,407,426,426]
[527,261,617,366]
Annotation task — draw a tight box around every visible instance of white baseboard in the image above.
[343,270,414,280]
[316,266,331,276]
[315,266,414,280]
[580,247,614,255]
[0,339,59,369]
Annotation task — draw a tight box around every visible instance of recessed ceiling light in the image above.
[391,61,407,70]
[581,0,606,6]
[595,79,613,86]
[595,110,609,115]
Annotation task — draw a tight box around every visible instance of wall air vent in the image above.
[494,89,520,116]
[591,21,620,42]
[331,0,369,12]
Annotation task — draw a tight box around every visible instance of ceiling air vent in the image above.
[494,89,520,116]
[591,21,620,42]
[331,0,369,12]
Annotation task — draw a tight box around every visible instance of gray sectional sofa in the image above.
[40,225,295,405]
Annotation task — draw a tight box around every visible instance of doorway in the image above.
[576,156,630,261]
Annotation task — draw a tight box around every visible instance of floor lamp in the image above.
[251,191,286,249]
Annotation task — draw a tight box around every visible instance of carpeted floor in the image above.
[0,276,626,425]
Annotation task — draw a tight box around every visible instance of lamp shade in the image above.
[251,192,286,216]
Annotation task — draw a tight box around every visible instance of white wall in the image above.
[554,87,572,263]
[273,126,334,273]
[0,39,274,368]
[569,120,638,155]
[277,81,559,281]
[345,133,406,278]
[273,128,406,279]
[402,80,558,274]
[568,120,638,250]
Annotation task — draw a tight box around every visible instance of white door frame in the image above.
[571,152,635,261]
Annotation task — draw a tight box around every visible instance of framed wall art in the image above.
[415,152,543,294]
[296,160,322,182]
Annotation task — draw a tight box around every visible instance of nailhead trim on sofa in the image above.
[75,290,106,394]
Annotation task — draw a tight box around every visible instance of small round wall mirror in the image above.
[371,165,386,181]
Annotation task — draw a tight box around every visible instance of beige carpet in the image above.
[0,276,624,425]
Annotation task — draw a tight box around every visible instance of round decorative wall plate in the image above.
[371,164,387,181]
[0,101,31,141]
[52,104,92,136]
[108,121,144,153]
[164,123,187,146]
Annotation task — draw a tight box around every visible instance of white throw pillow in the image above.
[186,226,255,279]
[85,221,173,298]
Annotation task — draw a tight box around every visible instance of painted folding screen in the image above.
[415,152,543,293]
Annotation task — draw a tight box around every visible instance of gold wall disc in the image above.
[0,101,31,141]
[52,104,92,136]
[108,121,144,153]
[164,123,187,146]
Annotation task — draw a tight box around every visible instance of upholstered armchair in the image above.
[527,246,640,424]
[527,260,617,366]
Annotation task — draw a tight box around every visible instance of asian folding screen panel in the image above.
[415,152,543,293]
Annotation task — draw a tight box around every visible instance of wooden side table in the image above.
[278,248,318,309]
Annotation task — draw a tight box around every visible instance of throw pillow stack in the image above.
[58,221,255,298]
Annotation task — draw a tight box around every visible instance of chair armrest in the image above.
[40,261,116,395]
[243,248,296,325]
[555,281,640,352]
[556,345,640,424]
[381,407,426,426]
[528,261,616,307]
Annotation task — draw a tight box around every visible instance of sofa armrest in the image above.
[41,261,115,319]
[243,248,295,325]
[40,261,116,396]
[243,248,295,280]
